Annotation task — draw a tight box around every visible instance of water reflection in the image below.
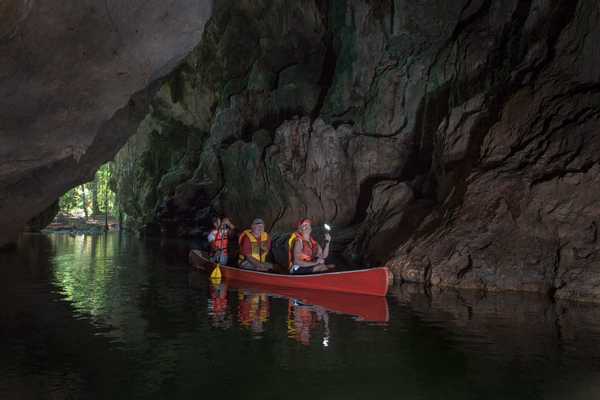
[287,299,330,346]
[51,233,150,342]
[194,270,390,346]
[5,233,600,399]
[237,290,270,335]
[208,281,231,329]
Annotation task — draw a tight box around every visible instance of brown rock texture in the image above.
[111,0,600,301]
[387,0,600,301]
[0,0,212,246]
[3,0,600,302]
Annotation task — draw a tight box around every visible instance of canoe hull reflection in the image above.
[189,269,389,322]
[227,279,389,322]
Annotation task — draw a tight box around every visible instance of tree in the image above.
[104,163,112,230]
[58,163,117,220]
[59,187,80,215]
[80,184,88,219]
[90,173,100,216]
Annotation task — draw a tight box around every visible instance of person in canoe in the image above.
[238,218,274,272]
[208,216,235,265]
[288,218,335,274]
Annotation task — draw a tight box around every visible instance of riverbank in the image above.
[42,214,119,235]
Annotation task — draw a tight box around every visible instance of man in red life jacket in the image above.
[238,218,274,272]
[288,218,335,274]
[208,216,235,265]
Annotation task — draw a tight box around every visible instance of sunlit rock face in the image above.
[0,0,212,247]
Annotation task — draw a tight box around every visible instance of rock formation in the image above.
[386,1,600,302]
[114,0,600,301]
[3,1,600,302]
[0,0,212,247]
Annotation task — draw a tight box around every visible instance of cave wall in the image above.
[115,0,600,300]
[114,0,418,236]
[3,0,600,301]
[0,0,213,247]
[388,0,600,302]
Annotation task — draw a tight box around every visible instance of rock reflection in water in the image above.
[393,284,600,361]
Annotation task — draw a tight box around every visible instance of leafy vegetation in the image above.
[59,163,118,219]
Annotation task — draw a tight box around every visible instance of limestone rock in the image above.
[0,0,213,246]
[4,0,600,304]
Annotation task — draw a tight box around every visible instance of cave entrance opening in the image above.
[43,162,122,234]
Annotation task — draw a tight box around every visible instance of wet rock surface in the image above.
[3,1,600,302]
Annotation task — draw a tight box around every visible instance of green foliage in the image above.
[58,163,117,218]
[59,187,81,214]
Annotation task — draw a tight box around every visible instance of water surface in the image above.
[1,233,600,399]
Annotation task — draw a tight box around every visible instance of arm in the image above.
[208,230,218,251]
[318,233,331,260]
[293,239,318,267]
[208,230,216,242]
[222,218,235,230]
[244,255,264,268]
[260,237,271,254]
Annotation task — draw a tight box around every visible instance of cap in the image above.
[251,218,265,225]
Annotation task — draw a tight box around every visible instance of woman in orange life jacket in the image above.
[288,218,335,274]
[207,216,235,265]
[238,218,274,272]
[208,282,231,329]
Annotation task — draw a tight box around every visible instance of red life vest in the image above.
[210,229,229,255]
[288,231,319,269]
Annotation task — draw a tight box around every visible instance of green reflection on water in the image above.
[12,232,596,400]
[50,234,152,344]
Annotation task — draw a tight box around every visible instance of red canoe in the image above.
[189,249,392,297]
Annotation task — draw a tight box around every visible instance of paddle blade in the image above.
[210,263,222,282]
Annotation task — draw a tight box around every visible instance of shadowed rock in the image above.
[0,0,212,247]
[3,0,600,303]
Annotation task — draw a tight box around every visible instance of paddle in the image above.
[210,218,227,282]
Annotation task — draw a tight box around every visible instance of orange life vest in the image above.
[210,229,229,255]
[209,284,228,316]
[287,231,319,269]
[238,229,269,263]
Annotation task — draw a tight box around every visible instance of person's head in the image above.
[251,218,265,236]
[297,218,312,238]
[212,216,221,229]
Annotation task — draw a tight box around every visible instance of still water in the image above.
[2,233,600,399]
